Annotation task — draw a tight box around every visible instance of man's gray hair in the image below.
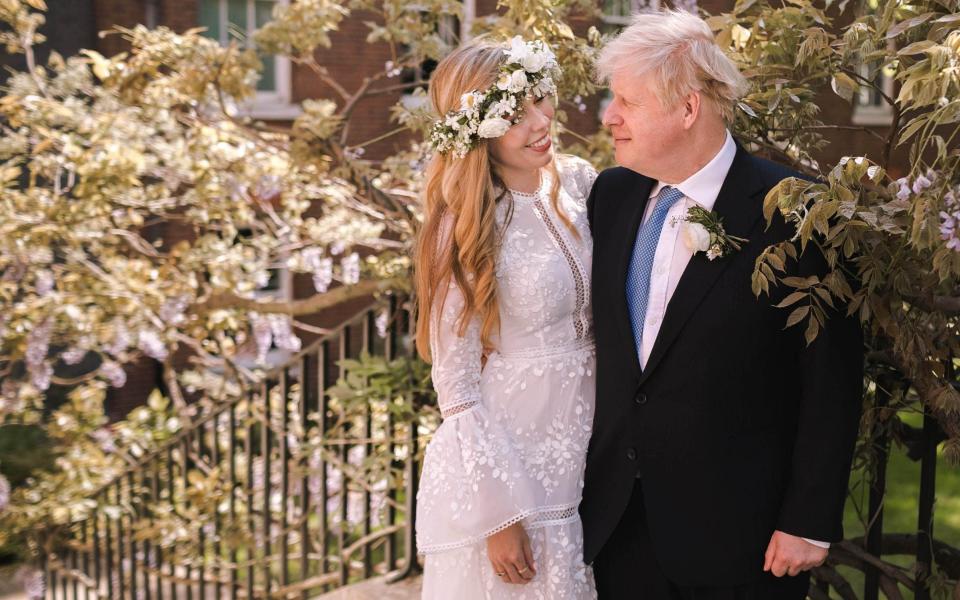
[596,9,749,122]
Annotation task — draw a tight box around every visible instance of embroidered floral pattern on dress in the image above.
[417,155,599,599]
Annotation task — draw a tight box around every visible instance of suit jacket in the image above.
[580,145,863,587]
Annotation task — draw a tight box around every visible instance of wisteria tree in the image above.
[0,0,603,570]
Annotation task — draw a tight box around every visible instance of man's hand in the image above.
[487,522,536,584]
[763,530,828,577]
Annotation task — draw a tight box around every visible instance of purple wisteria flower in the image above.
[940,187,960,252]
[16,566,45,600]
[26,319,52,391]
[0,472,10,513]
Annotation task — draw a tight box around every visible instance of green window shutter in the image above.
[255,0,276,92]
[198,0,221,43]
[226,0,248,44]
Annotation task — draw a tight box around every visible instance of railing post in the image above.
[280,368,291,590]
[361,311,374,579]
[916,359,949,600]
[318,339,331,593]
[337,327,351,587]
[299,353,314,600]
[864,380,890,600]
[228,404,239,600]
[388,301,421,582]
[262,380,274,597]
[385,297,398,573]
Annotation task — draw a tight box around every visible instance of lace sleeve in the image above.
[416,221,541,555]
[429,276,483,420]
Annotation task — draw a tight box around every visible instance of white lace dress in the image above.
[417,155,598,599]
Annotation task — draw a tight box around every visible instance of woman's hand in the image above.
[486,522,536,584]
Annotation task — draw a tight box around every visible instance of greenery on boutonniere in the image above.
[676,205,749,261]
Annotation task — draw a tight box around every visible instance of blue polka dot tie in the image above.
[626,186,684,358]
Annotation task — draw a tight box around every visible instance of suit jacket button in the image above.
[626,448,637,461]
[635,392,648,405]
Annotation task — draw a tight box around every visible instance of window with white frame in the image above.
[199,0,300,120]
[851,61,895,126]
[851,0,894,126]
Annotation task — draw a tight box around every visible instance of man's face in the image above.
[602,70,687,180]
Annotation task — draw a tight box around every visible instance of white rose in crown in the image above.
[506,36,531,63]
[682,221,711,254]
[521,51,547,73]
[477,117,512,138]
[508,69,528,93]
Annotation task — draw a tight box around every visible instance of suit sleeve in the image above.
[776,246,864,543]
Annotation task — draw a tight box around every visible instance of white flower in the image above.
[521,51,547,73]
[496,72,513,91]
[268,314,301,352]
[707,245,722,261]
[459,91,482,111]
[533,76,556,98]
[508,69,528,93]
[505,36,531,64]
[137,329,168,361]
[486,98,514,119]
[341,252,360,285]
[477,117,511,138]
[100,361,127,388]
[681,221,711,253]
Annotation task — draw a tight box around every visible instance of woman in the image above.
[414,36,598,599]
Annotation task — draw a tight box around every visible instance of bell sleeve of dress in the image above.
[415,276,541,555]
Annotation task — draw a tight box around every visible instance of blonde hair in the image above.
[596,8,748,122]
[414,39,573,362]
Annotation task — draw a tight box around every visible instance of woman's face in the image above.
[488,95,556,175]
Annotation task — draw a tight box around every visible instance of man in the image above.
[580,9,864,599]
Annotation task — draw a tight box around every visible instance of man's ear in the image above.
[682,90,701,130]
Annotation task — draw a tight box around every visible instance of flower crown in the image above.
[429,36,560,158]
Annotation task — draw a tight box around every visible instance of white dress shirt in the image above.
[635,130,830,550]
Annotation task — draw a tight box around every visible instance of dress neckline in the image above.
[507,169,549,201]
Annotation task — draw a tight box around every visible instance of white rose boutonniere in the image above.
[477,117,512,138]
[682,221,711,254]
[675,205,748,260]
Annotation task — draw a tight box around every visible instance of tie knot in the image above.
[652,186,684,217]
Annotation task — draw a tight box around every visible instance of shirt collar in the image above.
[650,130,736,211]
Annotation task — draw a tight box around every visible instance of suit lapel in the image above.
[610,173,655,378]
[637,146,765,385]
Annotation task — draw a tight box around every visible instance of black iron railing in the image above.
[30,299,959,599]
[37,295,422,599]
